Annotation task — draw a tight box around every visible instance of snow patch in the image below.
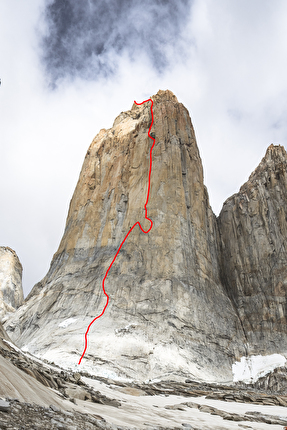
[22,345,30,352]
[232,353,286,383]
[58,318,78,328]
[115,323,137,335]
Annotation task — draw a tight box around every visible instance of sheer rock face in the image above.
[0,247,24,321]
[218,144,287,354]
[4,91,287,383]
[4,90,246,382]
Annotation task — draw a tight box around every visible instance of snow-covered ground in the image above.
[77,376,287,430]
[2,339,287,429]
[232,353,286,383]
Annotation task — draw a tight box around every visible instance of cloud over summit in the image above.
[41,0,192,84]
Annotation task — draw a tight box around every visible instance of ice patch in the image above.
[232,353,286,383]
[58,318,78,328]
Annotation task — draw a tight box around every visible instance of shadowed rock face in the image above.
[4,91,287,382]
[0,247,24,321]
[218,144,287,353]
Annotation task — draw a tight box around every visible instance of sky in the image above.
[1,0,287,297]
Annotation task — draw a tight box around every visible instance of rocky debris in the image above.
[245,410,287,425]
[164,401,287,426]
[128,378,287,407]
[1,333,287,429]
[0,341,121,408]
[239,365,287,394]
[0,246,23,321]
[0,322,69,409]
[0,396,196,430]
[205,389,287,407]
[218,144,287,354]
[0,398,126,430]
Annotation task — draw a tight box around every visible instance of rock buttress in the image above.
[218,144,287,354]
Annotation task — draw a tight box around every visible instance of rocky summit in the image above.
[4,90,287,387]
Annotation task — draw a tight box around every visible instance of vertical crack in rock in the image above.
[96,187,115,248]
[179,137,198,286]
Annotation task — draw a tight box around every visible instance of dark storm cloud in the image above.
[41,0,192,85]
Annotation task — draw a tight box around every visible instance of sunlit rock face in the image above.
[0,247,24,321]
[4,91,287,383]
[218,144,287,354]
[5,90,245,381]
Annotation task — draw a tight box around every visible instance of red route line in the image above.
[78,98,155,365]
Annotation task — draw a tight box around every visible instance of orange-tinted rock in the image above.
[218,144,287,353]
[5,90,245,381]
[5,92,287,383]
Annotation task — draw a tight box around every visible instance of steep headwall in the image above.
[218,144,287,354]
[4,90,246,382]
[4,92,287,383]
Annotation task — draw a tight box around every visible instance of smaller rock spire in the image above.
[0,247,24,321]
